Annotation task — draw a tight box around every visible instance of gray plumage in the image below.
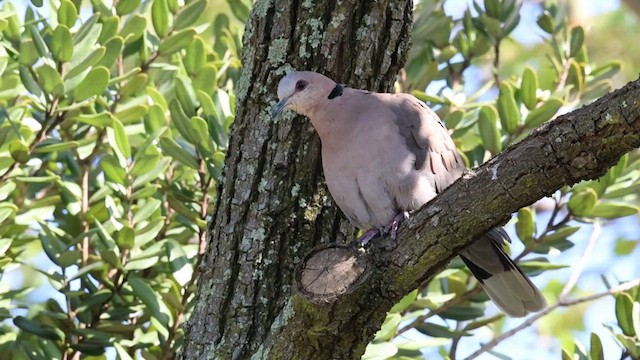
[273,71,546,317]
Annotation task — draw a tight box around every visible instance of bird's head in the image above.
[271,71,336,118]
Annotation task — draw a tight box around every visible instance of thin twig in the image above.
[559,221,601,300]
[463,278,640,360]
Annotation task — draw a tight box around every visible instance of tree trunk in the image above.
[181,0,413,359]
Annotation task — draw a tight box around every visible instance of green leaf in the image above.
[614,238,639,256]
[121,14,147,44]
[34,141,79,153]
[362,342,397,360]
[567,59,585,94]
[497,83,519,134]
[132,158,170,188]
[98,16,120,43]
[0,203,18,223]
[72,112,113,127]
[66,46,106,79]
[169,99,196,142]
[616,293,635,337]
[145,104,166,132]
[484,0,500,18]
[152,0,170,38]
[590,202,638,219]
[174,0,206,30]
[175,76,196,116]
[412,90,445,105]
[14,316,62,341]
[534,238,575,255]
[525,98,563,129]
[516,207,535,244]
[119,73,148,99]
[36,64,65,97]
[147,86,168,112]
[101,155,126,184]
[396,338,450,351]
[191,116,214,155]
[440,305,485,320]
[568,188,598,217]
[108,118,131,161]
[19,39,40,66]
[51,25,73,62]
[184,36,206,75]
[114,104,148,124]
[128,276,165,322]
[415,322,472,338]
[58,0,78,28]
[537,11,555,34]
[116,0,141,15]
[518,258,569,275]
[589,332,604,360]
[374,313,401,341]
[229,0,251,22]
[28,24,49,58]
[73,13,100,46]
[477,105,501,154]
[114,343,134,360]
[521,66,538,110]
[159,137,199,169]
[131,155,160,179]
[116,226,135,250]
[158,29,196,55]
[19,65,42,97]
[389,289,417,313]
[464,314,505,331]
[9,139,29,163]
[570,26,585,58]
[97,36,124,68]
[131,198,161,224]
[444,110,464,130]
[71,66,110,102]
[538,226,580,243]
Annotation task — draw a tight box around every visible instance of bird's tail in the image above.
[459,228,547,317]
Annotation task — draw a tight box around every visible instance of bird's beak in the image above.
[271,97,289,118]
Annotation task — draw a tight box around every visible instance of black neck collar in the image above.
[328,84,343,99]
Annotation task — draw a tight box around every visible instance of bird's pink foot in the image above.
[354,212,410,248]
[383,211,409,241]
[355,228,380,247]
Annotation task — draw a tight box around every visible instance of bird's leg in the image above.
[353,212,409,248]
[354,228,381,247]
[382,211,410,240]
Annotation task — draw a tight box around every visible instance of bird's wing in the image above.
[380,93,465,193]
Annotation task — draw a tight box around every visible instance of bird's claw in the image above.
[383,211,409,241]
[353,212,409,248]
[354,228,380,247]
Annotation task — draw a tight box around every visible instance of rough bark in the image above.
[181,0,413,359]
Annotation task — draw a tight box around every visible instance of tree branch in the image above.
[463,277,640,360]
[270,78,640,359]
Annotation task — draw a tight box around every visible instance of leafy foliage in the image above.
[0,0,247,358]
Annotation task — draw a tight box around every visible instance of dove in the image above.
[272,71,546,317]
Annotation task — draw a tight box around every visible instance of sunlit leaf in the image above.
[497,83,519,134]
[158,29,196,55]
[71,66,110,101]
[174,0,206,30]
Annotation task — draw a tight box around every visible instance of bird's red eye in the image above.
[295,80,308,92]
